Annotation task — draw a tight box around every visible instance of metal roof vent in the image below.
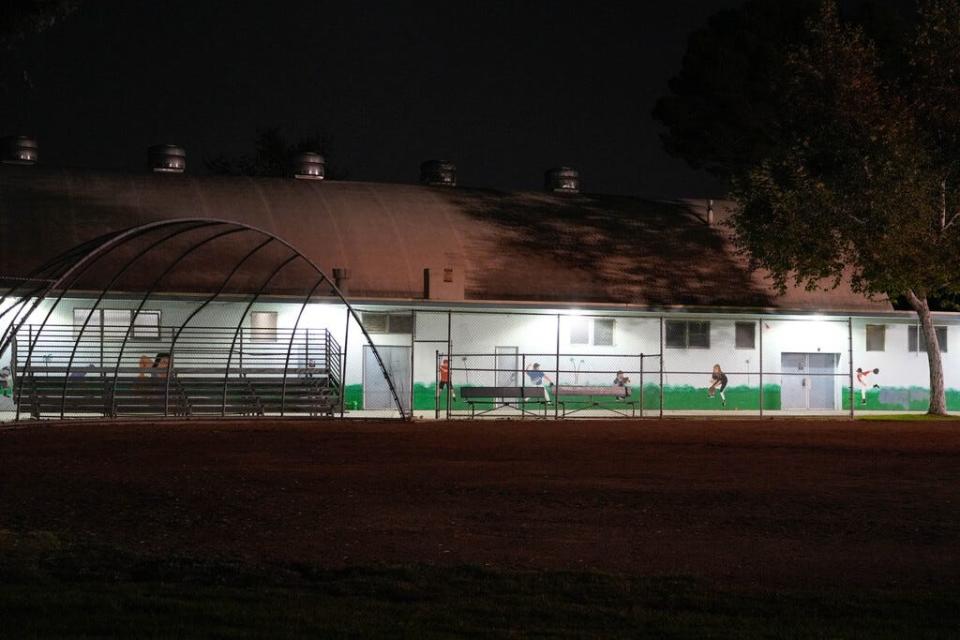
[147,144,186,173]
[293,151,325,180]
[420,160,456,187]
[545,166,580,194]
[1,136,39,165]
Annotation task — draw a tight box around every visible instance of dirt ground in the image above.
[1,417,959,590]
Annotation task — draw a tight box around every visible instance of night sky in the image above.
[2,1,741,197]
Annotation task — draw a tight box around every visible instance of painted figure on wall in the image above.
[708,364,728,407]
[856,367,880,405]
[526,362,554,400]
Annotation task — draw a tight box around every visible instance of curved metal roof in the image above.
[0,166,890,312]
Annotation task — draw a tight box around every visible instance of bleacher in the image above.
[12,325,342,419]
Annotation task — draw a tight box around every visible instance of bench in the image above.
[458,386,550,418]
[15,367,341,418]
[554,385,636,417]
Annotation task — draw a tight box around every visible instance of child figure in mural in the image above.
[855,367,880,405]
[708,364,728,407]
[0,366,11,398]
[438,358,455,400]
[613,370,631,400]
[526,362,554,401]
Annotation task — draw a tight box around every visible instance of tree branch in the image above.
[943,210,960,232]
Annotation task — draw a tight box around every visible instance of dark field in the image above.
[2,418,959,637]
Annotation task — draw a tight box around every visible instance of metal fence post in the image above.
[848,316,854,418]
[659,315,664,418]
[340,306,349,418]
[759,318,764,418]
[639,353,644,418]
[554,313,560,419]
[435,349,440,420]
[446,311,452,420]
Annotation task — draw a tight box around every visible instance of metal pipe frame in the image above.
[0,218,408,420]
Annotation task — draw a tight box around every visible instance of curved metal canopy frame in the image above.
[0,218,407,419]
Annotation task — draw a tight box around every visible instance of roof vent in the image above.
[1,136,39,165]
[545,166,579,193]
[148,144,186,173]
[420,160,456,187]
[293,151,325,180]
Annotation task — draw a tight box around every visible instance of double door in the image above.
[781,352,838,410]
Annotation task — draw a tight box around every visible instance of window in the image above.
[866,324,885,352]
[73,308,140,341]
[387,313,413,334]
[570,318,590,345]
[666,320,711,349]
[908,325,948,353]
[735,322,756,349]
[133,311,161,340]
[361,312,413,334]
[569,317,614,346]
[250,311,278,343]
[593,319,615,346]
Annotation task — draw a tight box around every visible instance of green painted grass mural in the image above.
[842,387,960,412]
[346,382,960,412]
[407,383,781,411]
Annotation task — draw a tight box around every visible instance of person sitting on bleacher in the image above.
[613,370,631,400]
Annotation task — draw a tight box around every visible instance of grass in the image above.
[2,536,959,639]
[857,413,960,421]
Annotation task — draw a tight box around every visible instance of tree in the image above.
[205,127,348,180]
[655,0,960,414]
[0,1,81,94]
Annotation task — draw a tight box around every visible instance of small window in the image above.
[735,322,756,349]
[361,312,412,334]
[570,318,590,345]
[73,308,133,340]
[388,313,413,334]
[665,320,686,348]
[865,324,885,352]
[688,321,710,348]
[103,309,132,341]
[665,320,711,349]
[73,308,101,335]
[362,312,389,334]
[593,319,615,346]
[250,311,278,343]
[908,325,948,353]
[443,268,454,283]
[133,311,161,340]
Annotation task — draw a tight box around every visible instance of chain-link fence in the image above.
[408,310,954,418]
[4,300,955,421]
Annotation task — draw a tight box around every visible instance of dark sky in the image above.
[3,0,742,197]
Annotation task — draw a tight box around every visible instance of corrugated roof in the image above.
[0,166,891,312]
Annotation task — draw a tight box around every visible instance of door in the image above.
[494,346,518,388]
[780,352,837,410]
[807,353,837,409]
[363,345,411,413]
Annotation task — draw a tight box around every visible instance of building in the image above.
[0,154,955,419]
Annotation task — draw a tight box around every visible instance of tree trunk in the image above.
[905,290,948,415]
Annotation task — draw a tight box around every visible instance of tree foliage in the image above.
[205,127,347,180]
[0,0,80,94]
[655,0,960,414]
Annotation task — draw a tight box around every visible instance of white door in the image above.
[363,345,411,413]
[494,346,518,388]
[781,353,837,410]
